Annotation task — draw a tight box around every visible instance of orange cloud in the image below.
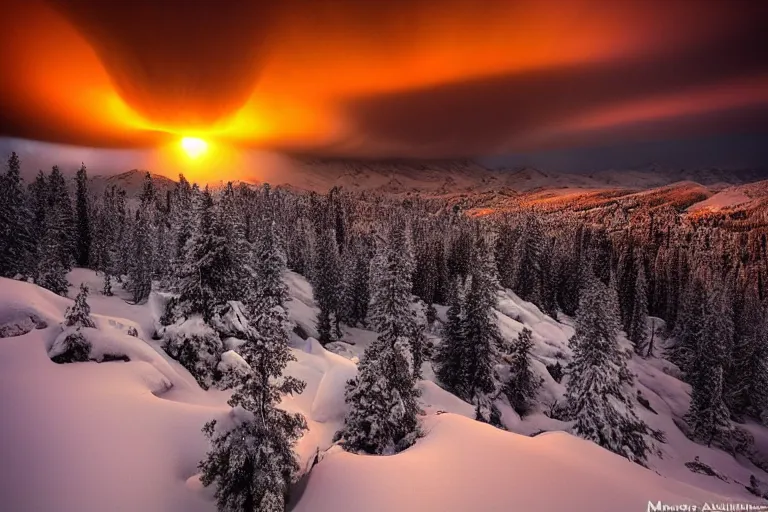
[0,0,766,160]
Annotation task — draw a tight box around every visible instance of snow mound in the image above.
[310,353,357,423]
[0,277,68,336]
[295,414,728,512]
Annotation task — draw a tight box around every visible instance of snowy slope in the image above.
[295,415,726,512]
[687,188,752,212]
[1,270,766,511]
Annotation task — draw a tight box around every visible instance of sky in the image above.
[1,0,767,178]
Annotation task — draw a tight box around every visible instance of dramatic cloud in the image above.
[1,0,766,160]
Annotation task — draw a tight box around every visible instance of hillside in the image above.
[1,270,766,511]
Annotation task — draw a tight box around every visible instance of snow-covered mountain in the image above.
[243,159,768,196]
[90,160,768,199]
[87,169,176,198]
[1,270,766,511]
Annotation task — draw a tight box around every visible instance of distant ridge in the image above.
[84,160,768,198]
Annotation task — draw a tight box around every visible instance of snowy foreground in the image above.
[1,269,765,511]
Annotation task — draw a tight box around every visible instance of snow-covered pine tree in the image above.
[367,219,423,374]
[617,242,637,334]
[538,237,559,319]
[504,327,541,416]
[28,170,48,263]
[285,215,314,277]
[126,173,156,303]
[434,276,468,394]
[46,165,76,265]
[685,284,733,446]
[337,220,421,454]
[169,174,196,286]
[243,218,290,360]
[514,215,544,303]
[339,232,372,327]
[65,283,96,328]
[152,190,174,286]
[171,187,228,321]
[669,278,707,377]
[460,235,504,423]
[725,287,762,418]
[494,219,518,291]
[199,253,307,512]
[74,163,91,267]
[565,274,651,464]
[337,331,421,454]
[35,202,70,295]
[51,283,95,363]
[313,226,341,344]
[164,186,256,388]
[628,264,649,354]
[217,183,257,305]
[0,152,34,278]
[750,324,768,426]
[90,185,123,287]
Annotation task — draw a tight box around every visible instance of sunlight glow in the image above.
[181,137,208,158]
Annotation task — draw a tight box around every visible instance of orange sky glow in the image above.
[0,0,766,179]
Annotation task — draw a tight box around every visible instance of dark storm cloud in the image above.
[341,23,768,157]
[44,0,280,127]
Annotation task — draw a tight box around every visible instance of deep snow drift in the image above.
[0,269,765,511]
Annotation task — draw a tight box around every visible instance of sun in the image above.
[180,136,208,158]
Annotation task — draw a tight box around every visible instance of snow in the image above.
[294,414,728,512]
[687,187,752,212]
[1,269,767,511]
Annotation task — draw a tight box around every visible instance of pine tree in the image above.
[339,233,372,327]
[173,187,233,322]
[435,235,503,423]
[199,248,306,512]
[565,275,651,464]
[28,170,48,267]
[337,333,421,454]
[750,328,768,426]
[685,286,733,446]
[169,174,196,283]
[0,152,33,277]
[460,236,503,422]
[127,208,154,303]
[514,215,544,303]
[494,220,518,290]
[725,288,762,418]
[338,221,421,454]
[504,328,541,415]
[65,283,96,328]
[313,227,341,343]
[102,274,113,296]
[35,204,70,295]
[46,165,76,265]
[434,276,469,394]
[51,283,95,364]
[368,220,423,375]
[669,278,707,377]
[245,219,290,359]
[74,163,91,267]
[628,264,649,354]
[617,242,637,333]
[126,173,156,303]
